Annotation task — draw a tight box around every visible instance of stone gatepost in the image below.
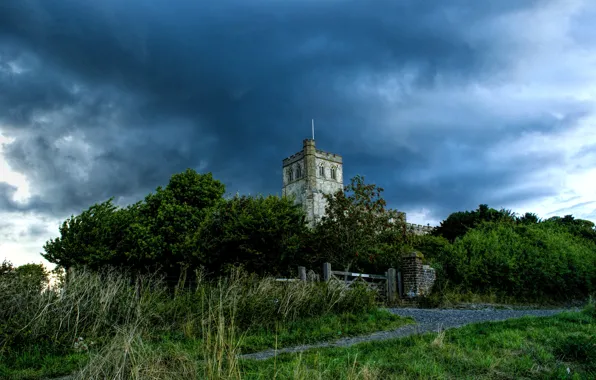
[401,251,436,298]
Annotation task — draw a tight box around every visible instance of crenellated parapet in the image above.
[282,139,343,227]
[406,223,434,235]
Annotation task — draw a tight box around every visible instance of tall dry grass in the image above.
[0,268,164,353]
[1,267,377,379]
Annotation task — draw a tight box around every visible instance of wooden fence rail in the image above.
[323,262,397,303]
[275,264,401,303]
[275,266,307,282]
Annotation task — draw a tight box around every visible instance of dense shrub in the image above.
[432,204,517,242]
[197,194,307,276]
[410,235,450,263]
[438,222,596,300]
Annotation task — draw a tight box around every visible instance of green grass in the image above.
[0,349,88,380]
[0,309,411,380]
[2,266,593,379]
[236,309,412,353]
[2,309,594,379]
[147,309,412,354]
[240,309,596,379]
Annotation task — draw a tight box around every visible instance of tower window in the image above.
[287,168,293,182]
[331,167,337,180]
[296,165,302,179]
[319,165,325,177]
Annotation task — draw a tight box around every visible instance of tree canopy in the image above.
[43,169,307,279]
[198,194,307,276]
[40,168,596,302]
[432,204,517,242]
[311,175,409,272]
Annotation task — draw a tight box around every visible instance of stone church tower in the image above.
[282,139,343,226]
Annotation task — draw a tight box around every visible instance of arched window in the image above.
[319,164,325,177]
[296,165,302,179]
[330,166,337,180]
[287,168,293,182]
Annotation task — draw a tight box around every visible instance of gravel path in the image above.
[239,307,570,361]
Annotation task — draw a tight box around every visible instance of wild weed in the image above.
[2,266,378,379]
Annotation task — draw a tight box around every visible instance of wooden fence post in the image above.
[298,266,307,281]
[323,262,331,281]
[397,271,403,298]
[387,268,396,303]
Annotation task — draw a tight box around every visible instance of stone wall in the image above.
[312,151,343,223]
[400,251,436,298]
[282,139,343,227]
[420,264,436,295]
[407,223,434,235]
[281,149,306,206]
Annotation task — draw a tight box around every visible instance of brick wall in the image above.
[401,251,436,298]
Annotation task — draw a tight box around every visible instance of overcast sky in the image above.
[1,0,596,268]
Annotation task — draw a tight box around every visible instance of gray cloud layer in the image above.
[0,0,590,221]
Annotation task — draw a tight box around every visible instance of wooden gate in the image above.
[322,262,398,303]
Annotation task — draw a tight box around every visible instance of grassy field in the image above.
[241,306,596,379]
[0,269,409,380]
[3,305,593,379]
[1,268,594,379]
[0,309,410,380]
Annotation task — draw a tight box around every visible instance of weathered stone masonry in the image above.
[408,224,434,236]
[282,139,343,227]
[401,251,436,298]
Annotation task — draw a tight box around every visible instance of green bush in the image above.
[438,222,596,300]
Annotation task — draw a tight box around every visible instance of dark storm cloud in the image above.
[0,0,582,221]
[0,182,49,213]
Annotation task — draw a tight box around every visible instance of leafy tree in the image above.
[14,263,50,293]
[0,261,49,293]
[164,169,225,210]
[198,194,307,276]
[42,199,133,270]
[542,215,596,242]
[410,234,450,262]
[313,175,407,272]
[517,212,540,224]
[433,204,517,242]
[122,170,226,275]
[0,260,14,276]
[43,169,226,278]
